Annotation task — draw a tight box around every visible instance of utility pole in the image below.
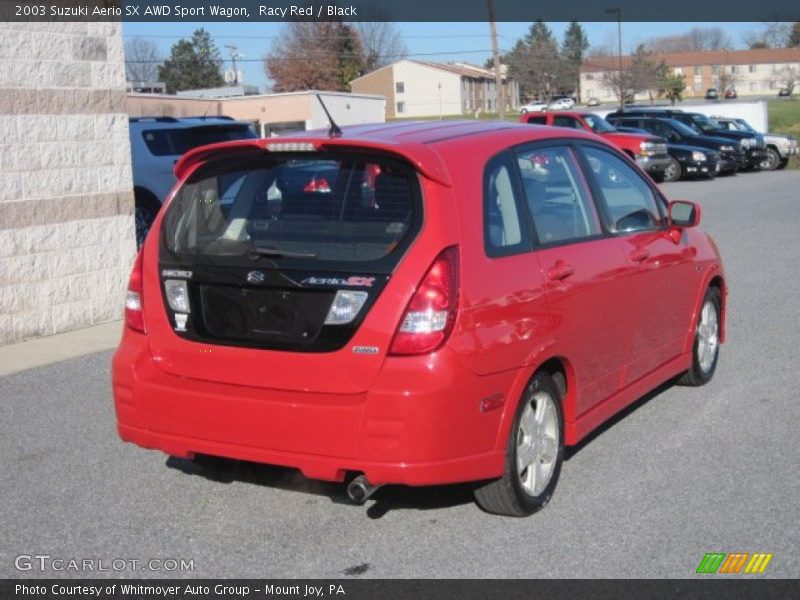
[487,0,505,119]
[225,44,243,85]
[606,8,623,112]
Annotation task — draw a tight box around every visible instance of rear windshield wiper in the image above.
[249,246,317,259]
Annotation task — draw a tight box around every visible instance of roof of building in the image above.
[582,47,800,72]
[351,59,511,83]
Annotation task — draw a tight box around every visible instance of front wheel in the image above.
[678,287,721,386]
[473,372,564,517]
[662,158,682,182]
[759,148,780,171]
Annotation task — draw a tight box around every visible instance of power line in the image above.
[124,33,500,40]
[126,49,504,63]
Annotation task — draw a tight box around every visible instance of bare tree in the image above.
[742,22,792,49]
[356,21,408,73]
[587,31,619,58]
[647,27,732,53]
[602,45,661,104]
[772,65,798,95]
[125,38,161,83]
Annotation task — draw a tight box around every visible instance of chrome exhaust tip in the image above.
[346,474,382,504]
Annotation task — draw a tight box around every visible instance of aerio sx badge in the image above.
[302,276,375,287]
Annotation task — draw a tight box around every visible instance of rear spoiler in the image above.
[174,138,451,186]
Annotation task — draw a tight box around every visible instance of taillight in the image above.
[389,246,459,356]
[124,250,145,333]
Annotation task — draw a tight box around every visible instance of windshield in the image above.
[142,124,256,157]
[669,119,701,137]
[583,114,616,133]
[735,119,756,133]
[162,153,420,267]
[690,114,722,133]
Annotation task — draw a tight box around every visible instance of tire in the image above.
[521,108,528,114]
[473,372,564,517]
[777,157,789,170]
[759,148,781,171]
[134,193,160,249]
[678,287,721,387]
[662,158,682,182]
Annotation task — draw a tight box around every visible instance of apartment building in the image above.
[581,47,800,103]
[350,59,520,119]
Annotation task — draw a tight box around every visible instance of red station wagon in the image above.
[113,121,726,516]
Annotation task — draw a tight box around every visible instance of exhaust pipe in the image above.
[346,474,382,504]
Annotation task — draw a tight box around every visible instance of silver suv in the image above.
[129,116,256,246]
[713,116,797,171]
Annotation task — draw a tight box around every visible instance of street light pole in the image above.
[606,8,623,112]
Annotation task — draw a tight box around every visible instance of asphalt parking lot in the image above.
[2,170,799,579]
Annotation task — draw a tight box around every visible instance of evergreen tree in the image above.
[158,29,225,93]
[562,22,589,101]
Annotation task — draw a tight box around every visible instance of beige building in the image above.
[350,59,520,119]
[0,23,135,345]
[126,90,386,136]
[582,47,800,103]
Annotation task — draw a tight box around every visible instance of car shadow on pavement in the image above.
[165,455,475,518]
[564,378,677,461]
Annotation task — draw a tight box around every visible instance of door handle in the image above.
[629,248,650,263]
[547,260,575,281]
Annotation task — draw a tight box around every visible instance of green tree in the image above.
[506,20,563,102]
[562,21,589,102]
[158,29,225,93]
[659,70,686,105]
[789,22,800,47]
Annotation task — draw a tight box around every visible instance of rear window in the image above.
[161,153,421,268]
[142,124,256,156]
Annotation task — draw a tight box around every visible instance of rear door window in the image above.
[552,115,582,129]
[162,153,420,270]
[483,152,531,257]
[517,146,602,245]
[142,124,256,156]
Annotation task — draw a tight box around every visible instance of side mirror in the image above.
[668,200,701,228]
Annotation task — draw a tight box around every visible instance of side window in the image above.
[581,146,664,234]
[552,116,582,129]
[517,146,602,245]
[525,116,547,125]
[483,153,530,256]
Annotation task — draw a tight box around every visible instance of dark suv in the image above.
[607,108,766,170]
[606,115,743,175]
[129,116,257,246]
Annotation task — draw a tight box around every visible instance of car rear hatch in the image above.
[147,147,424,394]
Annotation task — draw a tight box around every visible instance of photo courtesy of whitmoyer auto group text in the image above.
[1,0,800,597]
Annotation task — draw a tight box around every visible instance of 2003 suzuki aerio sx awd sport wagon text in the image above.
[112,120,726,517]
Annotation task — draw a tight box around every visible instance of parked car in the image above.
[606,115,744,175]
[777,88,791,97]
[521,111,672,181]
[548,96,575,110]
[129,116,257,247]
[712,116,797,171]
[586,97,601,107]
[114,120,726,517]
[520,101,548,113]
[607,108,767,170]
[724,89,738,99]
[705,88,719,100]
[616,126,721,181]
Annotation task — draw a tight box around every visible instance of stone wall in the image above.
[0,23,135,345]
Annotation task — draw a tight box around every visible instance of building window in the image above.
[694,66,701,76]
[694,81,702,93]
[586,73,595,80]
[585,89,594,98]
[396,101,405,113]
[748,64,756,73]
[730,65,738,74]
[674,67,683,75]
[395,82,404,93]
[711,65,719,75]
[772,64,778,73]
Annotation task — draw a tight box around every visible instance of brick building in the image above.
[0,23,135,345]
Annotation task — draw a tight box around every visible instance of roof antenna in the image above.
[316,94,343,138]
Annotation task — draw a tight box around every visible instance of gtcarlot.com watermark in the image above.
[14,554,195,573]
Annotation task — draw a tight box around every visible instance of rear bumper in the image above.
[112,331,509,486]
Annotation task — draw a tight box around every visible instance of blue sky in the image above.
[122,21,762,91]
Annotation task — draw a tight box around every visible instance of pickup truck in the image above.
[521,111,672,180]
[712,116,797,171]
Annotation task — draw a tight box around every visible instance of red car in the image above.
[113,121,726,516]
[521,111,673,181]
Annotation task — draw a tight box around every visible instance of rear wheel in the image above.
[473,372,564,517]
[662,158,682,182]
[678,287,721,386]
[759,148,780,171]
